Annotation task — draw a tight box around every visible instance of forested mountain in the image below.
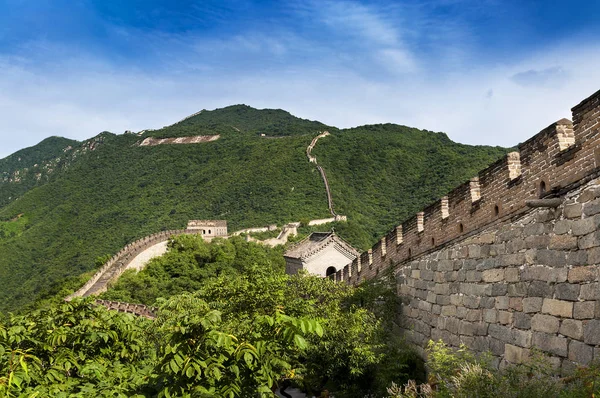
[0,105,507,311]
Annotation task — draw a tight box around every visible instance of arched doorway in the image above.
[325,266,337,277]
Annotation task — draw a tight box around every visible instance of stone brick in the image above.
[476,258,498,271]
[536,250,567,267]
[436,295,451,305]
[524,223,545,236]
[513,312,532,329]
[554,220,572,235]
[584,319,600,345]
[495,296,509,310]
[505,344,529,364]
[480,297,496,309]
[525,235,550,249]
[529,281,555,298]
[542,298,573,317]
[566,251,588,266]
[465,309,482,322]
[584,199,600,216]
[488,324,511,342]
[508,283,527,297]
[579,231,600,249]
[483,309,497,323]
[450,294,462,306]
[498,310,513,325]
[445,317,460,334]
[499,253,526,266]
[459,321,476,336]
[580,187,600,203]
[505,268,520,282]
[523,297,543,313]
[441,305,457,316]
[569,340,594,365]
[506,239,526,253]
[509,297,523,311]
[532,332,568,357]
[489,244,506,256]
[589,247,600,264]
[560,319,583,340]
[456,306,468,319]
[580,283,600,300]
[463,295,481,309]
[574,301,595,319]
[426,291,437,303]
[466,270,482,282]
[564,203,583,218]
[482,269,505,282]
[489,338,505,356]
[549,235,578,250]
[531,314,560,333]
[434,283,450,295]
[554,283,581,301]
[512,329,532,347]
[572,217,598,236]
[490,283,508,296]
[468,245,482,258]
[521,266,567,283]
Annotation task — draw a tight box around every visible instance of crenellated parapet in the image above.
[95,299,157,319]
[341,89,600,286]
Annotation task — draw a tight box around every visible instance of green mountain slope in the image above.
[313,124,507,248]
[0,136,79,207]
[0,106,508,312]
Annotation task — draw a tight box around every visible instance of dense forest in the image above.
[0,105,507,312]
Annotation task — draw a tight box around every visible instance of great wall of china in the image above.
[71,131,347,302]
[329,89,600,370]
[75,90,600,370]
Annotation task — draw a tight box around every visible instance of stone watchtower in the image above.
[284,232,360,277]
[186,220,228,238]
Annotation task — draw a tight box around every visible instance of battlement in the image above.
[342,89,600,285]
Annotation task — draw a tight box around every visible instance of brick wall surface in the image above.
[338,89,600,370]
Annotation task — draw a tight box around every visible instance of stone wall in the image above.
[95,299,157,319]
[336,89,600,369]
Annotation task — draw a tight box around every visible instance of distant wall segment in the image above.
[335,89,600,369]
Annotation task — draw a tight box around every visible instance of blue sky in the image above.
[1,0,600,158]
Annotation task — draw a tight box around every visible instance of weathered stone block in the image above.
[514,312,532,329]
[542,298,573,317]
[528,281,554,298]
[441,305,457,317]
[499,253,527,266]
[566,251,588,266]
[508,282,527,297]
[521,265,567,283]
[536,250,567,267]
[579,231,600,249]
[486,338,503,357]
[568,340,594,365]
[466,270,482,282]
[574,301,595,319]
[468,245,482,258]
[554,283,581,301]
[509,297,523,311]
[506,239,527,253]
[498,310,513,325]
[572,217,598,236]
[580,283,600,300]
[456,306,468,319]
[436,295,451,305]
[495,296,509,310]
[512,329,532,347]
[583,319,600,345]
[532,314,560,333]
[505,344,529,363]
[505,268,520,282]
[589,247,600,264]
[489,244,506,256]
[480,297,496,309]
[465,309,482,322]
[490,283,508,297]
[554,220,572,235]
[482,269,505,282]
[432,305,442,315]
[488,324,511,342]
[560,319,583,340]
[584,199,600,216]
[523,297,543,313]
[483,309,497,323]
[463,295,481,309]
[580,187,600,203]
[550,235,578,250]
[533,332,568,357]
[524,223,546,236]
[426,291,437,303]
[525,235,550,249]
[450,294,462,306]
[434,283,450,295]
[564,203,583,219]
[459,321,476,336]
